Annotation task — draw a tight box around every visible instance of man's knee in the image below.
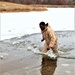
[51,46,58,53]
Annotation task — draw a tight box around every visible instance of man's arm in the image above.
[41,38,44,42]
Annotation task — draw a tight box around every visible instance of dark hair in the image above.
[45,23,48,26]
[39,22,45,26]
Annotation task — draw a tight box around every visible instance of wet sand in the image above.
[0,31,75,75]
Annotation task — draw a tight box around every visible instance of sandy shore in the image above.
[0,1,47,12]
[0,31,75,75]
[0,1,75,12]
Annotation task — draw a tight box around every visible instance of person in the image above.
[39,21,58,55]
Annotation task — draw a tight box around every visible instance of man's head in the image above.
[39,22,46,31]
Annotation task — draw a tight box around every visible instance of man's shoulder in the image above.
[47,27,52,32]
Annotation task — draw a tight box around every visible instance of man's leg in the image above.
[51,40,58,53]
[42,42,48,52]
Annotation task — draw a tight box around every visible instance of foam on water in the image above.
[32,49,58,59]
[61,64,70,67]
[31,48,73,59]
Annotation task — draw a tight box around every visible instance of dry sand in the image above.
[0,31,75,75]
[0,1,47,12]
[0,1,75,12]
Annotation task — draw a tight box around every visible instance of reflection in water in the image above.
[41,55,57,75]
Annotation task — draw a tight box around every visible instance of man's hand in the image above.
[41,39,44,42]
[47,46,51,50]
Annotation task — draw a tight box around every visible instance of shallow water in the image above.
[0,31,75,75]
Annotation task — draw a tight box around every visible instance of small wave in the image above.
[59,56,75,59]
[32,49,75,59]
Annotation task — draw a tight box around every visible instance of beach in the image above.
[0,1,75,12]
[0,30,75,75]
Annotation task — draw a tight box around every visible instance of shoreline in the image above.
[0,1,75,12]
